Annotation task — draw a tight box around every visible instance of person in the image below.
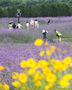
[34,19,39,28]
[26,21,29,29]
[8,23,12,30]
[16,23,23,29]
[42,29,48,41]
[8,21,13,30]
[48,19,50,24]
[30,18,34,28]
[55,29,62,42]
[12,23,16,29]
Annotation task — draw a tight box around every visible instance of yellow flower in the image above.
[40,50,44,56]
[63,74,72,81]
[35,81,41,87]
[63,57,71,65]
[19,73,27,84]
[69,63,72,67]
[28,68,35,75]
[34,71,43,81]
[50,59,55,65]
[12,81,21,88]
[34,71,40,81]
[0,66,4,71]
[50,46,56,53]
[20,61,27,68]
[53,60,68,71]
[46,49,52,56]
[43,67,51,75]
[34,39,43,46]
[59,80,70,88]
[27,58,36,68]
[39,74,44,79]
[12,72,19,79]
[3,84,9,90]
[0,83,2,88]
[46,73,56,83]
[38,60,49,68]
[45,41,48,46]
[62,63,68,70]
[45,83,54,90]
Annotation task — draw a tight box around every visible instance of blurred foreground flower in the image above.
[40,50,45,56]
[12,72,19,79]
[0,66,4,71]
[0,83,2,88]
[50,46,56,53]
[45,41,48,46]
[3,84,10,90]
[34,39,43,46]
[46,49,52,56]
[59,80,70,88]
[12,81,21,88]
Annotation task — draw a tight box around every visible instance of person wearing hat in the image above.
[42,29,48,41]
[8,21,13,30]
[34,19,39,28]
[55,29,62,42]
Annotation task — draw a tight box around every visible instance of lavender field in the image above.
[0,17,72,89]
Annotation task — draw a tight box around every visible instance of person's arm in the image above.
[46,31,48,33]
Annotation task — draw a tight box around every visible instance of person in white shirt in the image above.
[17,23,23,29]
[34,19,39,28]
[26,21,29,29]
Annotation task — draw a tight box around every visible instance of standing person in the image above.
[42,29,48,41]
[48,19,50,24]
[16,23,23,29]
[12,23,16,29]
[8,23,12,30]
[55,29,62,42]
[8,21,13,30]
[30,18,34,28]
[26,21,29,29]
[34,19,39,28]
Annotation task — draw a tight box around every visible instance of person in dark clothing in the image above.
[42,29,48,41]
[12,23,16,29]
[48,19,50,24]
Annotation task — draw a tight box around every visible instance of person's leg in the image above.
[59,36,61,42]
[44,36,47,42]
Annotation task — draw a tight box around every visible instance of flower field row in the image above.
[0,39,72,90]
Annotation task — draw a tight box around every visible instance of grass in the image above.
[62,32,72,42]
[0,31,71,44]
[0,33,38,43]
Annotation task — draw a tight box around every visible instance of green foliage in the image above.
[0,0,72,7]
[0,3,72,17]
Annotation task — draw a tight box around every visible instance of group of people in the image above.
[8,19,62,42]
[8,18,39,30]
[26,19,39,29]
[8,21,23,30]
[42,29,62,42]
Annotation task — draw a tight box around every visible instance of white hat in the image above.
[42,29,45,33]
